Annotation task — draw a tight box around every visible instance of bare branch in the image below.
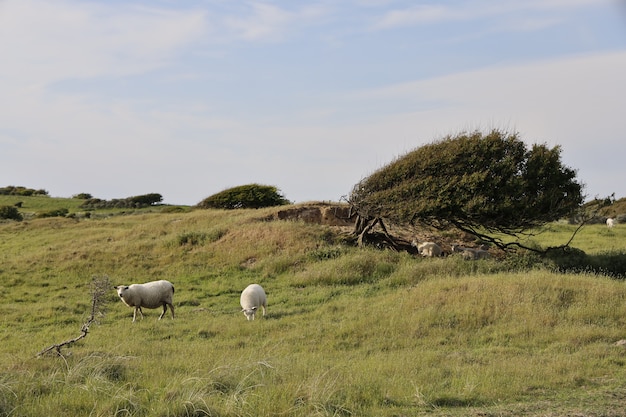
[37,275,110,358]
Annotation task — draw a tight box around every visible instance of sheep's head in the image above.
[114,285,130,299]
[242,307,257,321]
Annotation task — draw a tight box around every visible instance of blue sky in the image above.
[1,0,625,205]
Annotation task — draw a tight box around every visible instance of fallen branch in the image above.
[37,275,110,358]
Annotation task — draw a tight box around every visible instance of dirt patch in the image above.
[270,203,356,227]
[267,202,493,256]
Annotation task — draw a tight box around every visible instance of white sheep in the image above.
[240,284,267,321]
[451,244,491,260]
[607,218,616,228]
[411,240,442,257]
[114,280,175,322]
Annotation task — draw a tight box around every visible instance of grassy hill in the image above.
[1,198,626,416]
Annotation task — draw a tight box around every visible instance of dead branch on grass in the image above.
[37,275,110,358]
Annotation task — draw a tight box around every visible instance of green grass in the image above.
[0,195,189,220]
[1,198,626,416]
[512,220,626,254]
[0,194,84,215]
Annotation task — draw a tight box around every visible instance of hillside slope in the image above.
[1,205,626,416]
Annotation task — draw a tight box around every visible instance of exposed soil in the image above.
[268,202,488,256]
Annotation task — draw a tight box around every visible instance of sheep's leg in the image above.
[168,303,175,319]
[132,307,144,322]
[261,304,266,317]
[159,304,167,320]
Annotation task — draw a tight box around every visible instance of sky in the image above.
[1,0,625,205]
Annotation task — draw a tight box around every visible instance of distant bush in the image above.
[127,193,163,206]
[0,205,23,221]
[37,208,69,218]
[0,186,48,196]
[73,193,93,199]
[80,193,163,209]
[197,184,291,209]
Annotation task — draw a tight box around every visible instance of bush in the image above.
[0,186,48,196]
[37,208,69,218]
[80,193,163,209]
[0,205,23,221]
[197,184,291,209]
[127,193,163,207]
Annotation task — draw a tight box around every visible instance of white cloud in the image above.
[219,2,328,42]
[0,0,207,85]
[372,0,611,30]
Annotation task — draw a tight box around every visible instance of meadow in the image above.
[1,198,626,416]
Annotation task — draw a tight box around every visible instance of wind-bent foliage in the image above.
[349,130,584,249]
[197,184,291,209]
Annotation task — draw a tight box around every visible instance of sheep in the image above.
[451,244,491,260]
[607,218,616,228]
[240,284,267,321]
[411,240,442,257]
[114,280,175,322]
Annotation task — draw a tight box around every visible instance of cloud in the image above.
[219,2,329,42]
[0,0,207,85]
[372,0,610,30]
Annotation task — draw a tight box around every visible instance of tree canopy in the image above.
[348,130,584,249]
[197,184,291,209]
[79,193,163,209]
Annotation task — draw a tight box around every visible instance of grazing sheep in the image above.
[607,218,616,228]
[451,244,491,260]
[240,284,267,321]
[114,280,175,322]
[411,240,442,257]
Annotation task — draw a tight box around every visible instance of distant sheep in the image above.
[451,244,491,260]
[607,218,616,228]
[411,240,442,257]
[240,284,267,321]
[114,280,175,322]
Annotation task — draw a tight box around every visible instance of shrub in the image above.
[0,186,48,196]
[197,184,291,209]
[0,205,23,221]
[80,193,163,209]
[37,208,69,218]
[127,193,163,207]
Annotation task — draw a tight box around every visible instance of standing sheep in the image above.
[114,280,175,322]
[240,284,267,321]
[411,240,442,257]
[607,218,616,228]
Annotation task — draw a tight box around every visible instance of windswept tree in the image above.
[348,130,585,251]
[197,184,291,209]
